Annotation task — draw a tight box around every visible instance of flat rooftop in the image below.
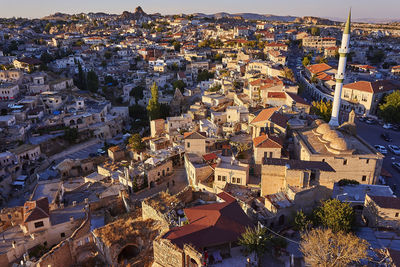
[50,204,86,225]
[31,179,62,204]
[333,183,394,204]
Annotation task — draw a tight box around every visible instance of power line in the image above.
[259,222,300,245]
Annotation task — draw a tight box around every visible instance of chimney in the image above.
[84,198,89,204]
[60,203,64,208]
[72,201,77,207]
[70,216,74,222]
[12,241,16,248]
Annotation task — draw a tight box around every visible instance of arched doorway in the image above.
[117,244,139,264]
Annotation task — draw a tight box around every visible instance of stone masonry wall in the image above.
[153,238,184,267]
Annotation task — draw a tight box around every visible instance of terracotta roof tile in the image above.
[253,134,283,148]
[251,107,280,124]
[164,199,253,249]
[306,63,332,75]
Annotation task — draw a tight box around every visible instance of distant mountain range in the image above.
[41,9,399,25]
[193,12,297,22]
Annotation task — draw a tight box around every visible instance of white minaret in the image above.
[329,10,351,127]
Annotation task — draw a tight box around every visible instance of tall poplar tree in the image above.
[147,82,161,120]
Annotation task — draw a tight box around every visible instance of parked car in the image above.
[392,162,400,172]
[383,123,393,129]
[375,145,388,154]
[366,118,375,124]
[388,145,400,155]
[381,133,393,142]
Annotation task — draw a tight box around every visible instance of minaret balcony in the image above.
[339,48,349,54]
[335,73,345,80]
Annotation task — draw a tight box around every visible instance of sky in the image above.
[0,0,399,20]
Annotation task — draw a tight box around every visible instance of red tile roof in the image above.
[267,92,286,99]
[306,63,332,75]
[343,80,398,94]
[251,107,280,124]
[24,197,50,223]
[164,199,253,249]
[184,131,207,139]
[253,134,283,148]
[202,153,218,162]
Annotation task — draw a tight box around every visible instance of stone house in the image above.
[184,153,214,189]
[253,133,283,164]
[108,146,125,162]
[363,194,400,229]
[10,144,41,163]
[153,193,253,267]
[261,158,336,196]
[184,132,207,155]
[214,159,249,189]
[249,107,288,139]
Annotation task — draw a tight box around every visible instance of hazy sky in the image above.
[0,0,399,20]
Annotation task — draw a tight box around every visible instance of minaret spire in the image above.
[329,9,351,127]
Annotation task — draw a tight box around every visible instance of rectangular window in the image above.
[60,233,65,238]
[362,175,367,182]
[232,177,236,183]
[343,159,347,165]
[218,175,221,181]
[187,142,190,148]
[222,176,226,181]
[34,221,44,228]
[396,213,399,217]
[366,159,369,164]
[236,178,241,184]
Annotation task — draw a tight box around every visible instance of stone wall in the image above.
[36,241,73,267]
[175,186,193,203]
[142,200,169,227]
[153,238,184,267]
[35,213,92,267]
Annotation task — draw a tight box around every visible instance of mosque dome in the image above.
[316,123,332,135]
[322,130,343,143]
[330,137,350,151]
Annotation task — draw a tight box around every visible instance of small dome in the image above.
[330,138,350,151]
[323,130,343,143]
[316,123,332,135]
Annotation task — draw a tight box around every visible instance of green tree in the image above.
[86,71,99,93]
[294,210,313,232]
[239,226,271,266]
[302,56,311,66]
[316,56,328,64]
[310,27,320,36]
[300,228,369,267]
[63,128,78,143]
[379,91,400,123]
[44,23,52,32]
[314,199,354,233]
[76,61,86,90]
[128,133,145,151]
[280,67,295,81]
[197,70,214,82]
[147,82,161,120]
[172,41,181,51]
[311,100,332,122]
[129,86,144,101]
[104,51,112,59]
[172,80,186,93]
